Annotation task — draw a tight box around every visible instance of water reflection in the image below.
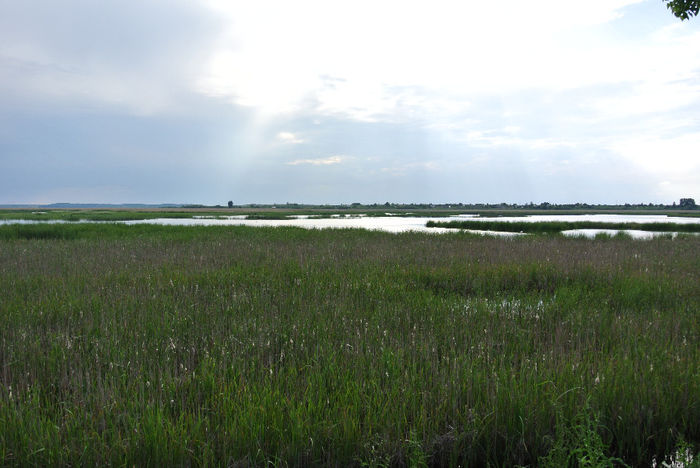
[122,216,521,235]
[1,213,698,237]
[562,229,686,239]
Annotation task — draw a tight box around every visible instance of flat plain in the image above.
[0,221,698,466]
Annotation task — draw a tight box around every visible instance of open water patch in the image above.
[2,213,698,238]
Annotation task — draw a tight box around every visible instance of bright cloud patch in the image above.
[277,132,304,144]
[287,156,346,166]
[198,0,674,121]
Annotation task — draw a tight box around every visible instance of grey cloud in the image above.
[0,0,220,65]
[0,0,222,113]
[0,98,254,204]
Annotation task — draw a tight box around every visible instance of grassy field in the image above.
[0,224,698,466]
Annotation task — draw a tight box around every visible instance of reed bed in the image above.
[0,224,698,466]
[427,220,700,234]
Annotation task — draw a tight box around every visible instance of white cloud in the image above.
[197,0,674,120]
[287,155,346,166]
[462,130,578,151]
[277,131,304,144]
[610,133,700,174]
[609,132,700,199]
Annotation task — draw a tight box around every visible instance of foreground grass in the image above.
[0,224,698,466]
[427,219,700,234]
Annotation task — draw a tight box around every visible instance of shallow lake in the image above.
[1,213,698,238]
[122,215,522,236]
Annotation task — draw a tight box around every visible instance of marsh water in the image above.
[2,213,698,238]
[125,215,486,234]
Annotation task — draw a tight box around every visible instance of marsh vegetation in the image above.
[426,219,700,234]
[0,223,698,466]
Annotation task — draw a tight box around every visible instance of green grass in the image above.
[0,224,698,466]
[427,219,700,234]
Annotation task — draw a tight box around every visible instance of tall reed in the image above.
[1,224,697,465]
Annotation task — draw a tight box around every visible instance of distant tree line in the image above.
[218,199,697,210]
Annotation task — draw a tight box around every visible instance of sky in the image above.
[1,0,698,205]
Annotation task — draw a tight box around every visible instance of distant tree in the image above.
[664,0,699,20]
[227,200,233,208]
[679,198,697,209]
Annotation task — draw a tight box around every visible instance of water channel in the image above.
[2,213,699,238]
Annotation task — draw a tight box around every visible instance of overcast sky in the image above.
[1,0,698,205]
